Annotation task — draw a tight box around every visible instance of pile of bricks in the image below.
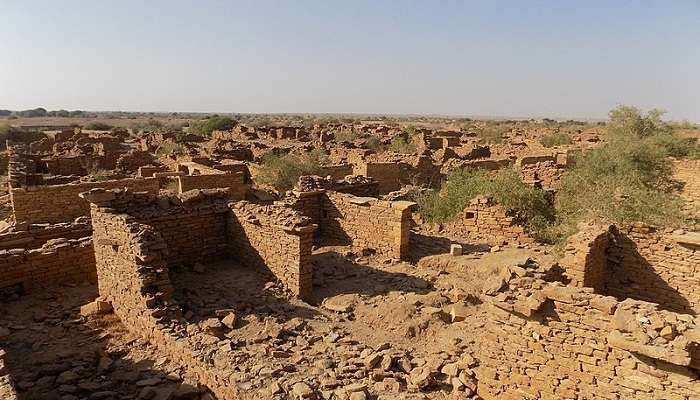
[477,265,700,399]
[0,220,92,251]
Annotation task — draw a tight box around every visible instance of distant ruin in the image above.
[0,119,698,400]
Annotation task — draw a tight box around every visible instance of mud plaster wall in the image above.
[0,237,95,291]
[478,284,700,400]
[10,177,159,224]
[319,191,414,260]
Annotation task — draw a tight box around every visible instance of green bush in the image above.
[156,142,187,157]
[477,125,507,144]
[110,126,129,136]
[131,119,164,134]
[389,136,417,153]
[540,132,573,148]
[419,169,554,238]
[190,116,237,136]
[366,136,384,152]
[257,149,328,191]
[334,129,358,143]
[84,122,113,130]
[543,106,693,242]
[89,169,113,182]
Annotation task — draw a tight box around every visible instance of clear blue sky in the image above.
[1,1,698,120]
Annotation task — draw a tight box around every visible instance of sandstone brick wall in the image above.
[0,221,92,251]
[177,172,248,200]
[518,160,565,191]
[443,196,533,246]
[559,224,700,315]
[86,189,231,268]
[10,177,159,224]
[0,237,96,291]
[319,192,415,259]
[90,209,176,332]
[478,275,700,400]
[116,150,155,172]
[559,225,612,291]
[674,159,700,220]
[43,156,88,176]
[87,191,303,399]
[354,162,404,193]
[137,165,169,177]
[319,164,353,180]
[149,211,229,267]
[0,347,19,400]
[228,201,316,299]
[606,225,700,314]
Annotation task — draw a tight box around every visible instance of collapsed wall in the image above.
[477,273,700,399]
[0,220,91,251]
[84,188,320,399]
[177,172,249,199]
[0,236,95,292]
[88,193,241,399]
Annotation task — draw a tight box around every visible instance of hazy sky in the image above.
[1,1,698,120]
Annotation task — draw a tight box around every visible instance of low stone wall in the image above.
[518,160,566,191]
[87,191,315,399]
[137,165,169,177]
[10,177,159,224]
[319,164,353,180]
[0,221,92,251]
[177,172,248,200]
[607,225,700,315]
[228,201,316,299]
[559,225,613,291]
[559,224,700,315]
[354,162,404,193]
[477,272,700,400]
[116,150,155,173]
[443,196,533,246]
[320,191,415,260]
[0,237,96,291]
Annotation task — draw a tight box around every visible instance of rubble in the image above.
[1,119,699,400]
